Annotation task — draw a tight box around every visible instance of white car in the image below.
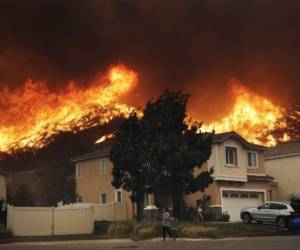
[240,202,295,228]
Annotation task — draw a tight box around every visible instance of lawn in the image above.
[94,221,278,240]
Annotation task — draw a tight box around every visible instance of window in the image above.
[76,164,82,178]
[225,147,238,166]
[115,189,123,202]
[250,194,258,199]
[76,196,83,203]
[269,203,288,210]
[100,159,107,175]
[247,152,258,168]
[259,203,270,209]
[100,192,107,204]
[241,193,249,198]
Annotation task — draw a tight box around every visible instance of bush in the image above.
[180,226,217,238]
[0,224,13,239]
[107,221,134,237]
[133,221,161,240]
[203,211,217,221]
[219,212,230,222]
[94,221,111,235]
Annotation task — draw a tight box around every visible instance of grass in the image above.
[94,220,277,240]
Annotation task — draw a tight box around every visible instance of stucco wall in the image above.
[0,175,6,200]
[76,157,133,218]
[7,169,43,205]
[265,155,300,201]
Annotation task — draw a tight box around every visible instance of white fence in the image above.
[92,202,128,221]
[7,205,94,236]
[60,202,129,221]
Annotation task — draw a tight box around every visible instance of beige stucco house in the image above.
[265,141,300,201]
[0,169,8,200]
[72,131,276,221]
[185,132,276,221]
[71,145,136,219]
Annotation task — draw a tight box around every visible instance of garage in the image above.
[221,190,264,221]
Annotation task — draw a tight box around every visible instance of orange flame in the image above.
[201,80,287,146]
[0,65,138,153]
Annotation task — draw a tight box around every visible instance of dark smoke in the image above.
[1,0,300,121]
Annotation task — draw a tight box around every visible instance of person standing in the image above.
[161,208,175,241]
[196,199,204,221]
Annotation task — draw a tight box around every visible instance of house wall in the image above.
[184,138,272,210]
[7,169,43,205]
[76,157,134,219]
[247,151,266,175]
[265,154,300,201]
[0,175,6,200]
[211,139,248,181]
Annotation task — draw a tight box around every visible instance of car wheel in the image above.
[242,213,252,223]
[277,217,286,229]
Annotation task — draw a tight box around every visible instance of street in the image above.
[0,235,299,250]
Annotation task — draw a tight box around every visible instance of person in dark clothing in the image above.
[161,208,175,241]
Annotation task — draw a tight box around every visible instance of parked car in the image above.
[240,202,295,228]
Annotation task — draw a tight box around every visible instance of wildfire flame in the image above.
[201,80,288,146]
[0,65,138,153]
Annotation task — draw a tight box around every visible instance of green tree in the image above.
[110,113,149,221]
[110,90,213,219]
[141,90,213,218]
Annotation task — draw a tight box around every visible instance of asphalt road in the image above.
[0,236,300,250]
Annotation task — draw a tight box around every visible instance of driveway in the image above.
[0,235,300,250]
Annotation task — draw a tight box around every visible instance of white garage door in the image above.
[222,191,263,221]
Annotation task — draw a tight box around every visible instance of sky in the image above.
[0,0,300,121]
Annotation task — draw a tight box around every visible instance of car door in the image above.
[253,203,271,221]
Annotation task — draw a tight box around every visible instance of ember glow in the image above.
[201,80,288,146]
[0,65,138,153]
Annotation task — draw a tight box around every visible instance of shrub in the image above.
[219,212,230,222]
[107,221,134,237]
[180,226,217,238]
[0,224,13,239]
[203,211,217,221]
[94,221,111,235]
[133,221,161,240]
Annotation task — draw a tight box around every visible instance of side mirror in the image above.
[258,206,262,210]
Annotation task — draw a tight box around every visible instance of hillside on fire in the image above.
[0,1,299,206]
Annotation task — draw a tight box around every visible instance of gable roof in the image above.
[71,131,266,163]
[265,141,300,159]
[71,145,112,163]
[213,131,267,151]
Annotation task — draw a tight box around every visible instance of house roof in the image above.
[213,131,267,151]
[71,145,112,163]
[0,168,8,176]
[265,141,300,159]
[71,131,266,163]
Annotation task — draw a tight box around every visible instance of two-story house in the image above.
[71,145,136,219]
[185,131,276,221]
[265,141,300,201]
[72,131,276,221]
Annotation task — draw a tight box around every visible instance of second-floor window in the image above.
[76,164,82,178]
[100,159,107,175]
[247,152,258,168]
[100,192,107,204]
[225,147,238,166]
[115,189,123,202]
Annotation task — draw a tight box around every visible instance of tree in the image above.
[110,113,149,221]
[110,89,213,219]
[141,90,213,218]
